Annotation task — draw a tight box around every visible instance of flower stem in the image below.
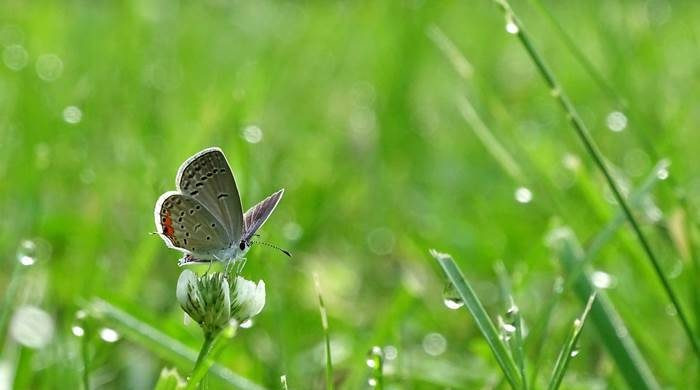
[187,332,215,390]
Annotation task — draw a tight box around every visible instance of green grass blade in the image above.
[491,0,700,358]
[548,228,662,389]
[427,25,474,80]
[313,273,334,390]
[85,298,264,390]
[547,293,595,390]
[507,300,527,390]
[430,250,522,389]
[456,96,525,182]
[527,278,563,389]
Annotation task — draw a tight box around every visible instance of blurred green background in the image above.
[1,0,699,388]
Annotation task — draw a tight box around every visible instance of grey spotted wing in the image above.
[176,147,244,243]
[242,189,284,243]
[154,192,230,258]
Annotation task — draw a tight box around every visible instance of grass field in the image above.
[1,0,699,388]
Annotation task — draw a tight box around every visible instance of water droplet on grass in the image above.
[505,20,519,34]
[657,167,669,180]
[71,325,85,337]
[35,54,63,81]
[63,106,82,124]
[591,270,614,289]
[242,125,263,144]
[606,111,627,132]
[514,187,532,203]
[99,327,120,343]
[570,349,580,357]
[10,305,54,349]
[3,44,28,71]
[16,239,36,266]
[384,345,397,360]
[443,282,464,309]
[422,332,447,356]
[368,378,378,387]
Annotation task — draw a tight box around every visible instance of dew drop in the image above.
[570,349,580,357]
[366,358,376,368]
[35,54,63,81]
[501,323,517,334]
[368,378,377,387]
[514,187,533,203]
[16,239,36,266]
[562,153,580,171]
[422,332,447,356]
[99,327,120,343]
[505,20,519,34]
[242,125,263,144]
[606,111,627,132]
[442,283,464,310]
[71,325,85,337]
[384,345,398,360]
[3,44,28,71]
[62,105,82,124]
[656,167,669,180]
[10,305,55,349]
[591,270,614,289]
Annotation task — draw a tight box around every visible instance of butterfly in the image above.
[154,147,284,266]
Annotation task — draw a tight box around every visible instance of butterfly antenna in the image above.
[250,240,292,257]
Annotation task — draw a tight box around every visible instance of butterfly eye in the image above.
[239,241,246,251]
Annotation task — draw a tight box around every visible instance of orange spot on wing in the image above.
[163,211,175,239]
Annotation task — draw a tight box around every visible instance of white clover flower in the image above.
[230,276,266,324]
[176,270,230,335]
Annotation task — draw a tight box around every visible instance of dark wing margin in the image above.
[242,188,284,243]
[175,147,245,243]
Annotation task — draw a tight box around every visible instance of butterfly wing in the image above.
[242,189,284,243]
[154,192,230,259]
[176,147,244,244]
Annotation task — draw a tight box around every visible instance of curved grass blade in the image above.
[430,250,522,389]
[547,294,595,390]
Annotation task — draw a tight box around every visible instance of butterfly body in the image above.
[154,147,283,266]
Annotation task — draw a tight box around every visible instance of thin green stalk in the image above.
[81,326,90,390]
[492,0,700,357]
[505,299,527,390]
[187,327,234,390]
[527,278,563,389]
[547,294,596,390]
[368,347,384,389]
[314,273,334,390]
[187,333,215,389]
